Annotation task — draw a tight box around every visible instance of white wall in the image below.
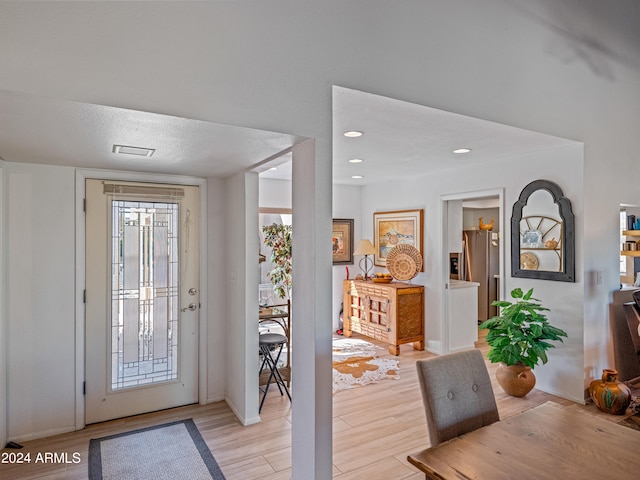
[361,144,585,402]
[206,177,228,403]
[447,200,464,253]
[259,178,292,210]
[1,162,228,442]
[5,163,77,440]
[223,171,260,425]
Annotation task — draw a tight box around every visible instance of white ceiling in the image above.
[332,86,578,186]
[0,90,304,178]
[0,86,578,186]
[0,2,594,189]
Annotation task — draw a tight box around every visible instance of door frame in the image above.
[440,188,504,355]
[74,169,208,430]
[0,164,5,449]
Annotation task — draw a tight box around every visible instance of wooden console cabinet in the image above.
[343,279,424,355]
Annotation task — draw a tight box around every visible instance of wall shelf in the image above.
[622,230,640,256]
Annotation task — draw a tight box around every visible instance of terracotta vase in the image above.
[589,369,632,415]
[495,363,536,397]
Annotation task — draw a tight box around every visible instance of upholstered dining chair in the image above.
[415,348,499,447]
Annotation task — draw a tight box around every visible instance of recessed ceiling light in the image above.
[453,148,472,154]
[113,145,155,157]
[349,158,364,163]
[268,167,278,171]
[343,130,363,138]
[351,175,364,179]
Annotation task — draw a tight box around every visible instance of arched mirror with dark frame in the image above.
[511,180,575,282]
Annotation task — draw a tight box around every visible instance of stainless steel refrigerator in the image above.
[463,230,499,322]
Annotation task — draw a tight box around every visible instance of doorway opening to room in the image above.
[258,207,292,386]
[256,154,294,404]
[442,190,504,355]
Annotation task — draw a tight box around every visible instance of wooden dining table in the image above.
[408,401,640,479]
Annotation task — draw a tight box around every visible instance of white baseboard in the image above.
[535,382,586,405]
[224,396,261,426]
[10,425,76,444]
[448,344,475,353]
[205,394,226,404]
[425,340,442,354]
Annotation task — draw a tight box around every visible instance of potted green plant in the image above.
[479,287,568,397]
[262,223,292,300]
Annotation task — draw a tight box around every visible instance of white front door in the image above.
[85,179,199,424]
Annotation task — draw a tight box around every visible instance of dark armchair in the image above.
[611,289,640,382]
[621,293,640,380]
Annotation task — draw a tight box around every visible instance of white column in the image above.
[291,139,333,479]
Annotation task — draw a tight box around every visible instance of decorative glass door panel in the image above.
[85,179,199,425]
[110,201,179,391]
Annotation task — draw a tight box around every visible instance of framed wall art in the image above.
[332,218,354,265]
[373,209,424,268]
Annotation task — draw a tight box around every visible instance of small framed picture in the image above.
[332,218,354,265]
[373,209,424,268]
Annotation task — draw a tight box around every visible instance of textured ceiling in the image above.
[332,87,578,186]
[0,3,580,184]
[0,86,578,184]
[0,90,304,178]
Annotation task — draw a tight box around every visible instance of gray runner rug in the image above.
[89,419,225,480]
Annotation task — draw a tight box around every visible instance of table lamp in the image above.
[354,239,376,280]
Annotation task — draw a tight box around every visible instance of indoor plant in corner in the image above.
[479,287,568,397]
[262,223,292,301]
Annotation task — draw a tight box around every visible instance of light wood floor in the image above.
[1,331,609,480]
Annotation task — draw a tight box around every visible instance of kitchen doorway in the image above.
[442,189,504,354]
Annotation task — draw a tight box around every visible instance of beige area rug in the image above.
[89,419,225,479]
[332,337,399,394]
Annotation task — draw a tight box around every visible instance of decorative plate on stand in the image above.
[386,244,422,281]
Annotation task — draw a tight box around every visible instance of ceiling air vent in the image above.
[112,145,155,157]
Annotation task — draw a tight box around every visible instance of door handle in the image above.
[181,303,198,312]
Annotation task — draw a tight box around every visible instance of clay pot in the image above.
[495,363,536,397]
[589,369,632,415]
